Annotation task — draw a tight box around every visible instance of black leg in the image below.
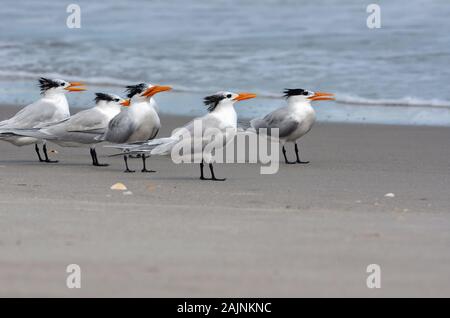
[92,148,109,167]
[123,155,135,173]
[90,148,97,165]
[141,154,155,173]
[199,159,225,181]
[282,145,296,164]
[208,163,226,181]
[199,160,206,180]
[295,143,309,164]
[43,143,58,163]
[35,144,44,162]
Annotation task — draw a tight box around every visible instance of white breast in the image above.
[285,104,316,142]
[128,103,161,142]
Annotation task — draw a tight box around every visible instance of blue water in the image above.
[1,0,449,126]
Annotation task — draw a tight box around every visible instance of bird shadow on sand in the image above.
[0,160,52,165]
[0,160,107,168]
[140,175,233,182]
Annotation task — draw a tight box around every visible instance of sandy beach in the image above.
[0,105,449,297]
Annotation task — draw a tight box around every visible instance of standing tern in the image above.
[109,91,256,181]
[0,77,85,162]
[250,88,334,164]
[99,83,172,172]
[13,93,130,166]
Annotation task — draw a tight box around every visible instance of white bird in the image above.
[0,77,85,162]
[109,91,256,181]
[12,93,130,166]
[99,83,172,172]
[250,88,334,164]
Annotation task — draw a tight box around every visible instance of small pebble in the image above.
[123,191,133,195]
[384,193,395,198]
[111,182,127,191]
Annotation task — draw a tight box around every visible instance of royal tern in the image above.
[250,88,334,164]
[0,77,85,162]
[110,91,256,181]
[99,83,172,172]
[12,93,130,166]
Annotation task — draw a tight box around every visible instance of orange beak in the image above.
[120,99,131,107]
[141,85,172,97]
[308,92,334,101]
[233,93,257,102]
[65,82,86,92]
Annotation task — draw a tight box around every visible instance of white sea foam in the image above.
[0,70,129,87]
[1,70,449,111]
[334,94,450,109]
[246,91,450,109]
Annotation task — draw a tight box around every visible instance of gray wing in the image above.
[175,115,226,137]
[31,109,107,143]
[65,108,109,132]
[250,107,299,138]
[39,117,71,128]
[237,118,251,130]
[201,115,230,131]
[0,99,62,129]
[103,111,136,143]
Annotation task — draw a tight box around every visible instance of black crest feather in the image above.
[94,93,114,104]
[283,88,308,98]
[203,94,226,112]
[125,83,147,98]
[38,77,60,95]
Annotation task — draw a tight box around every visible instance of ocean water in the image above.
[0,0,449,126]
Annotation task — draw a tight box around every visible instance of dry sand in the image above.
[0,105,449,297]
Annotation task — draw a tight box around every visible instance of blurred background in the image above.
[0,0,449,125]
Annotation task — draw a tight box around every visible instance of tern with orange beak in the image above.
[109,91,257,181]
[10,93,130,166]
[0,77,85,162]
[250,88,334,164]
[99,83,172,172]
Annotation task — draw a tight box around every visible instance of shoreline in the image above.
[2,84,450,127]
[1,103,449,129]
[1,105,450,297]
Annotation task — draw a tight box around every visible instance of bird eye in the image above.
[226,94,232,98]
[60,83,65,86]
[303,91,308,95]
[114,99,119,102]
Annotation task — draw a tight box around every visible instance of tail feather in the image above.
[94,134,106,141]
[150,138,178,155]
[106,137,177,156]
[0,128,55,140]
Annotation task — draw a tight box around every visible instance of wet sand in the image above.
[0,105,449,297]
